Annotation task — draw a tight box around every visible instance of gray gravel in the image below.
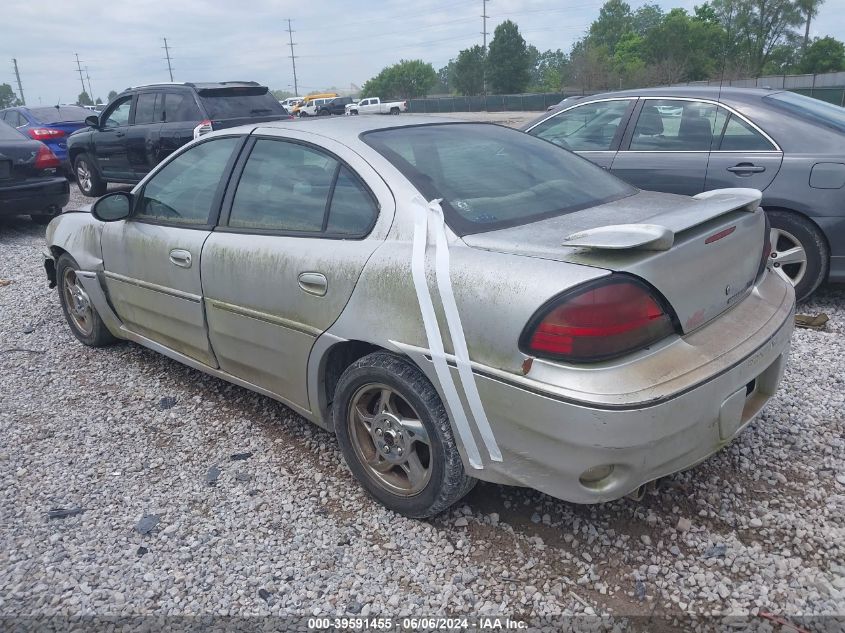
[1,189,844,627]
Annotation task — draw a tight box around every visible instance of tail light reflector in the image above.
[192,119,213,139]
[28,127,66,140]
[521,276,676,363]
[34,144,61,170]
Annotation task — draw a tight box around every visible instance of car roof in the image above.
[127,81,264,91]
[232,114,475,143]
[577,86,782,104]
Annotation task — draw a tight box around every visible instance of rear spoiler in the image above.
[561,188,762,251]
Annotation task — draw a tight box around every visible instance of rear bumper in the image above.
[0,177,69,216]
[464,272,795,503]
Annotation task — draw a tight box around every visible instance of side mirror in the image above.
[91,191,132,222]
[85,115,100,128]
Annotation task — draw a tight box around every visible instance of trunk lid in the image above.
[461,188,766,334]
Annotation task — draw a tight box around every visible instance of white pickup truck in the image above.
[346,97,407,115]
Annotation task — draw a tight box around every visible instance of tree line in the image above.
[358,0,844,99]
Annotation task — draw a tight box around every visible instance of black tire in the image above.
[56,253,116,347]
[317,109,330,116]
[333,351,476,518]
[74,154,107,197]
[767,210,829,302]
[390,107,400,115]
[350,110,359,116]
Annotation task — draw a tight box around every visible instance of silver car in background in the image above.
[45,117,794,518]
[523,87,845,302]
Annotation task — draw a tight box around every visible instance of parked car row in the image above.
[0,104,92,173]
[524,87,845,301]
[45,115,794,518]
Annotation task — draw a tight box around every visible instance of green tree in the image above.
[78,91,93,106]
[0,83,20,109]
[95,97,103,105]
[435,62,453,94]
[451,45,486,96]
[800,36,845,73]
[569,38,613,91]
[487,20,531,93]
[531,49,569,92]
[589,0,633,54]
[613,32,647,86]
[632,3,664,34]
[796,0,824,51]
[360,60,437,99]
[107,90,118,101]
[643,8,725,82]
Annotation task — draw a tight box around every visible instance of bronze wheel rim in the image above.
[62,268,94,336]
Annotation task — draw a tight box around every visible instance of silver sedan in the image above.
[44,116,795,518]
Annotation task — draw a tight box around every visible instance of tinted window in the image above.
[530,99,632,151]
[326,167,378,234]
[29,106,91,123]
[134,93,163,125]
[103,97,132,128]
[630,100,718,151]
[719,114,776,151]
[197,88,285,119]
[764,91,845,133]
[136,137,239,224]
[0,120,25,140]
[364,123,635,235]
[163,92,202,122]
[229,139,337,232]
[3,111,25,127]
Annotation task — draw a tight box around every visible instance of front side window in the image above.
[228,139,376,235]
[718,114,776,151]
[529,100,632,151]
[135,137,239,225]
[364,123,635,235]
[630,100,718,151]
[103,97,132,128]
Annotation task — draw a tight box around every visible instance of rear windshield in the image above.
[363,123,635,235]
[0,120,25,140]
[29,106,92,123]
[197,87,286,119]
[764,91,845,133]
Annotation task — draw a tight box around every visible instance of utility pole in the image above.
[85,66,93,101]
[286,19,299,97]
[162,37,174,82]
[481,0,490,96]
[74,53,86,98]
[11,58,25,105]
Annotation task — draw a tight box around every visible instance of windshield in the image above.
[29,106,92,123]
[764,91,845,133]
[363,123,636,235]
[198,88,286,119]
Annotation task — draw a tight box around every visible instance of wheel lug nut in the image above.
[396,448,403,456]
[383,445,390,453]
[375,429,382,436]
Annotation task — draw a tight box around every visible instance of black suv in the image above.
[68,82,291,196]
[316,96,353,116]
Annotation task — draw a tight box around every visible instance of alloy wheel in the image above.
[347,383,432,496]
[769,227,807,288]
[62,268,94,336]
[77,161,92,193]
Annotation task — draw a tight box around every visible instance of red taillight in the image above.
[33,144,61,170]
[27,127,66,140]
[192,119,213,139]
[521,276,676,362]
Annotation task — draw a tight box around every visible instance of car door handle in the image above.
[114,131,126,138]
[727,163,765,174]
[298,272,327,296]
[169,249,192,268]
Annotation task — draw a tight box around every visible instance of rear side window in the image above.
[163,92,202,122]
[718,114,777,151]
[228,139,377,236]
[0,120,25,140]
[197,87,285,119]
[764,91,845,133]
[364,123,635,235]
[134,93,163,125]
[136,137,239,225]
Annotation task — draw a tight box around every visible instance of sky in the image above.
[3,0,845,105]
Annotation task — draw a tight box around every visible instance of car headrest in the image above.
[637,105,664,136]
[678,115,712,148]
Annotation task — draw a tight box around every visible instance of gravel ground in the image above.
[1,186,844,630]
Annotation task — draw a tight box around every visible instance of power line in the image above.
[163,37,174,82]
[85,66,93,101]
[11,58,24,105]
[482,0,490,95]
[74,53,86,96]
[286,19,299,96]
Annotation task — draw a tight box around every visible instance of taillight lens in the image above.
[192,119,213,139]
[757,210,771,282]
[521,276,676,363]
[34,144,61,170]
[27,127,66,140]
